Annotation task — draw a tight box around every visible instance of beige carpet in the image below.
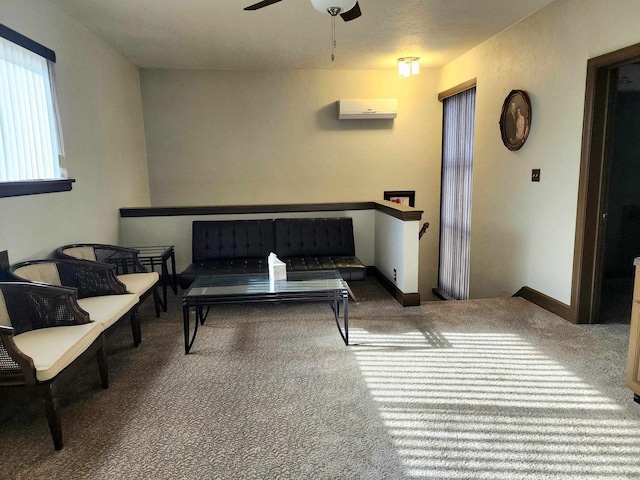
[1,279,640,479]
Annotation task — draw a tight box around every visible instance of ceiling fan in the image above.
[244,0,362,22]
[244,0,362,60]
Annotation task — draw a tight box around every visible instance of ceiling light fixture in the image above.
[310,0,357,14]
[398,57,420,77]
[310,0,358,61]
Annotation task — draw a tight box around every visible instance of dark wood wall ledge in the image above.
[120,201,423,222]
[373,200,423,221]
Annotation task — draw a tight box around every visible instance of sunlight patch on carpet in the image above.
[350,328,640,479]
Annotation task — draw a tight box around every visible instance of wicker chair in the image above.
[10,259,141,346]
[56,244,161,318]
[0,281,108,450]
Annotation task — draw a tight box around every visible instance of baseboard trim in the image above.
[514,286,571,321]
[372,267,420,307]
[432,287,455,301]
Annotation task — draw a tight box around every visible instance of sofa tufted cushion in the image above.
[275,218,356,257]
[283,256,366,281]
[77,294,139,330]
[13,322,103,382]
[180,258,268,289]
[192,220,275,262]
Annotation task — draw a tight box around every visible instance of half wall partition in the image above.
[119,201,421,306]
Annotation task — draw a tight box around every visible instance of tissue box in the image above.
[268,252,287,281]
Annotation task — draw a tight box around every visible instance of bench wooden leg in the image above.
[39,384,63,450]
[96,335,109,389]
[153,288,161,318]
[130,311,141,347]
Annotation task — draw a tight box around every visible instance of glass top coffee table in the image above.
[182,270,350,353]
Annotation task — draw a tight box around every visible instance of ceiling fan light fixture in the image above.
[310,0,357,15]
[398,57,420,77]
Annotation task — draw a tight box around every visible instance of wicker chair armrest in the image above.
[0,282,91,334]
[10,260,127,299]
[0,325,14,335]
[57,244,147,274]
[0,324,37,385]
[54,260,127,298]
[94,245,147,274]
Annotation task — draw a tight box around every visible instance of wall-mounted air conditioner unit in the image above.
[338,99,398,120]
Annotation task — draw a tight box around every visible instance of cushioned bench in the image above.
[56,244,161,318]
[0,281,110,450]
[11,260,141,346]
[180,217,366,289]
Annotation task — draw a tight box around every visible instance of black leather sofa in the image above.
[179,217,366,289]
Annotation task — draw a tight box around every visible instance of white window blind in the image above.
[438,87,476,300]
[0,34,65,182]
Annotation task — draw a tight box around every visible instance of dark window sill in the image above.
[0,179,75,198]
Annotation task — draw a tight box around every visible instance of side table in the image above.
[129,246,177,312]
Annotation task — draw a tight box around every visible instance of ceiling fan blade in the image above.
[340,2,361,21]
[244,0,283,11]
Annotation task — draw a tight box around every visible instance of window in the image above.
[437,86,476,300]
[0,24,73,198]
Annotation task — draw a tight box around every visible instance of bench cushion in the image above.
[117,272,159,295]
[13,322,103,382]
[77,294,139,330]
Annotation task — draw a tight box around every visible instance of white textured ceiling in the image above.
[48,0,554,70]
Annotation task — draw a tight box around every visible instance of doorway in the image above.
[573,43,640,324]
[599,63,640,324]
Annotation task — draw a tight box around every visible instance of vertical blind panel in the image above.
[439,87,476,300]
[0,36,61,182]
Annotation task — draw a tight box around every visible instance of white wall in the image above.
[139,69,442,298]
[374,211,420,293]
[0,0,151,262]
[438,0,640,304]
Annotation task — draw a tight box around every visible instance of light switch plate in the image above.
[532,169,541,182]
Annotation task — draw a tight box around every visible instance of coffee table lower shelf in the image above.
[181,271,350,354]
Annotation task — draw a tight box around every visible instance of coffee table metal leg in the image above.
[198,306,210,325]
[183,305,190,354]
[183,305,200,354]
[343,294,349,345]
[332,294,349,345]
